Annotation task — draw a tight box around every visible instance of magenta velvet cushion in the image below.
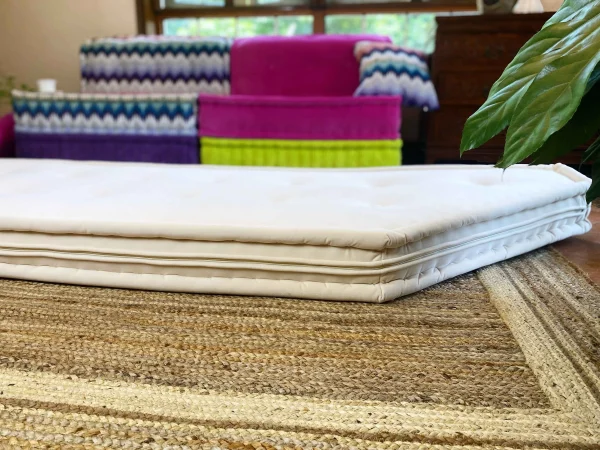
[199,94,401,140]
[0,114,15,158]
[230,35,392,97]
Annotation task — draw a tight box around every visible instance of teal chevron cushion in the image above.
[80,36,232,95]
[12,90,198,136]
[353,41,439,111]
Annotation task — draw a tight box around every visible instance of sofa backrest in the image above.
[230,34,391,97]
[80,36,232,95]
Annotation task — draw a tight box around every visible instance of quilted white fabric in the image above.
[0,159,591,302]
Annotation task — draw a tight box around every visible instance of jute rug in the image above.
[0,249,599,449]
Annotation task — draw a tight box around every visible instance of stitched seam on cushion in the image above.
[200,138,400,148]
[0,224,585,287]
[0,215,587,272]
[384,201,589,249]
[0,204,588,253]
[378,248,385,301]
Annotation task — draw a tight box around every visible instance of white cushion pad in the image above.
[0,159,591,302]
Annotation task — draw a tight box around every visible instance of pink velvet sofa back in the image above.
[230,34,391,97]
[0,114,15,158]
[199,95,401,140]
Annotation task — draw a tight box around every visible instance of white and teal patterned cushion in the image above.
[353,41,439,111]
[12,90,198,136]
[80,36,231,95]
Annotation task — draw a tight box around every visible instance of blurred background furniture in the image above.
[9,34,417,167]
[425,12,586,164]
[201,35,403,167]
[12,91,199,164]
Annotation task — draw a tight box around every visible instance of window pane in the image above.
[327,0,411,3]
[162,18,198,36]
[163,16,312,37]
[276,15,313,36]
[237,16,275,37]
[398,14,437,53]
[233,0,308,5]
[325,15,364,35]
[326,0,475,4]
[163,18,236,37]
[162,0,225,7]
[326,13,437,53]
[197,18,236,37]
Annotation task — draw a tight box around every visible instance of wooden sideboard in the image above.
[426,13,582,165]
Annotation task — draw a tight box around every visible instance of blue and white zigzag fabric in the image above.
[80,36,231,95]
[353,41,439,110]
[12,90,198,136]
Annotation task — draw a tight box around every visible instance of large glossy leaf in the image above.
[526,76,600,164]
[495,1,596,83]
[543,0,597,28]
[460,2,600,155]
[498,18,600,167]
[507,0,597,73]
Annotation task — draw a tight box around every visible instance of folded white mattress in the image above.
[0,159,591,303]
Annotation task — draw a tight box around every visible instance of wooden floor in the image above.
[553,205,600,284]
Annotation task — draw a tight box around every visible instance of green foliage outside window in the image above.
[327,14,436,53]
[163,13,436,53]
[163,16,313,37]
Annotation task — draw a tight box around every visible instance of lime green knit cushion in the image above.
[200,138,402,167]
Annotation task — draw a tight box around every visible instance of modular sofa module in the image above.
[199,94,402,167]
[6,34,438,167]
[12,91,199,164]
[208,34,403,167]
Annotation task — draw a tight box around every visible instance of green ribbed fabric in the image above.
[200,138,402,167]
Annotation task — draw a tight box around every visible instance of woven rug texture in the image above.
[0,249,599,449]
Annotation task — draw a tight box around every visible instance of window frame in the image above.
[142,0,477,34]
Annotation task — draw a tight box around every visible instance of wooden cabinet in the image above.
[426,13,583,165]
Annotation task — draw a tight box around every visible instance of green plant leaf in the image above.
[582,134,600,165]
[500,1,597,77]
[528,82,600,164]
[497,10,600,167]
[460,1,600,155]
[543,0,597,28]
[460,75,535,155]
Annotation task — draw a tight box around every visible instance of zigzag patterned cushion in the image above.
[12,90,199,164]
[80,36,231,95]
[353,41,439,110]
[12,91,198,136]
